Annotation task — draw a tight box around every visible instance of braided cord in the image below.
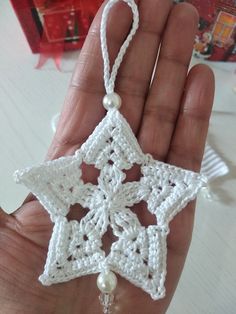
[100,0,139,94]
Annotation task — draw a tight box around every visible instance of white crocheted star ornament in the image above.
[15,108,206,300]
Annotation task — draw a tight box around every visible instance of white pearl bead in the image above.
[97,271,117,293]
[103,93,122,110]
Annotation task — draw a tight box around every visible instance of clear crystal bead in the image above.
[99,293,114,314]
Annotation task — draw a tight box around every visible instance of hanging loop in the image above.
[100,0,139,96]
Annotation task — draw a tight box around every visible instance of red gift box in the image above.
[11,0,104,54]
[185,0,236,61]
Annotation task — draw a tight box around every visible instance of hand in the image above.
[0,1,214,313]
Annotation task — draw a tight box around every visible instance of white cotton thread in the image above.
[100,0,139,94]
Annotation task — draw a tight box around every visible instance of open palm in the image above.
[0,1,214,313]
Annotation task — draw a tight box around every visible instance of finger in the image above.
[170,65,215,242]
[130,64,214,313]
[0,206,16,230]
[0,207,8,228]
[13,201,53,249]
[168,64,215,172]
[47,0,173,161]
[138,3,199,161]
[117,0,173,131]
[161,64,214,310]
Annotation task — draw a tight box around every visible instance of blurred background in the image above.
[0,0,235,313]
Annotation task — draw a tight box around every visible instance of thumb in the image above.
[0,206,15,229]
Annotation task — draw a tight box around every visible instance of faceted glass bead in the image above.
[99,293,114,314]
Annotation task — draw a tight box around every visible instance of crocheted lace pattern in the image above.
[15,108,206,300]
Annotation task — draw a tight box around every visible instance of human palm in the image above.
[0,1,214,313]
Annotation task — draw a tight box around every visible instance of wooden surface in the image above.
[1,1,236,313]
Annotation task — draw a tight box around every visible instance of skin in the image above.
[0,1,214,313]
